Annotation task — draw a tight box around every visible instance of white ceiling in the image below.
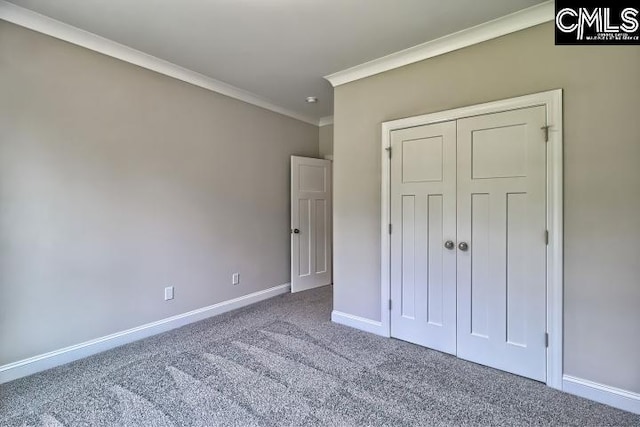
[6,0,546,121]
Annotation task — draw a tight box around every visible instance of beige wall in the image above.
[0,21,318,365]
[319,124,334,158]
[333,22,640,393]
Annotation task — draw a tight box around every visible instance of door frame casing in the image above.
[380,89,563,390]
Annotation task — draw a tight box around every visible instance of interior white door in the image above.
[291,156,332,293]
[456,106,547,381]
[390,121,457,354]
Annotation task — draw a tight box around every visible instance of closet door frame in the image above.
[380,89,563,390]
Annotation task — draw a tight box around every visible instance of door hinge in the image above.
[545,332,549,348]
[389,223,392,234]
[385,146,392,159]
[541,125,550,142]
[389,299,392,310]
[545,230,549,245]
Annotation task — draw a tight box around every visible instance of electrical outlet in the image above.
[164,286,174,301]
[232,273,240,285]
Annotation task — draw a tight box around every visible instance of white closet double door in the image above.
[390,106,547,382]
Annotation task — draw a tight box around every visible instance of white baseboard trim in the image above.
[331,310,387,337]
[0,283,290,384]
[563,375,640,415]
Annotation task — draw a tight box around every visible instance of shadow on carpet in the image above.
[1,286,638,426]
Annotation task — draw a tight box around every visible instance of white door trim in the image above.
[381,89,563,390]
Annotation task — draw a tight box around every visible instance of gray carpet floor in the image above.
[1,285,638,426]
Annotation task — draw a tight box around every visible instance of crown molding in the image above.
[318,116,334,126]
[0,1,319,126]
[324,1,554,87]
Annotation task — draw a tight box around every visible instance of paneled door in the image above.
[390,121,457,354]
[390,106,547,381]
[291,156,332,293]
[456,106,547,381]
